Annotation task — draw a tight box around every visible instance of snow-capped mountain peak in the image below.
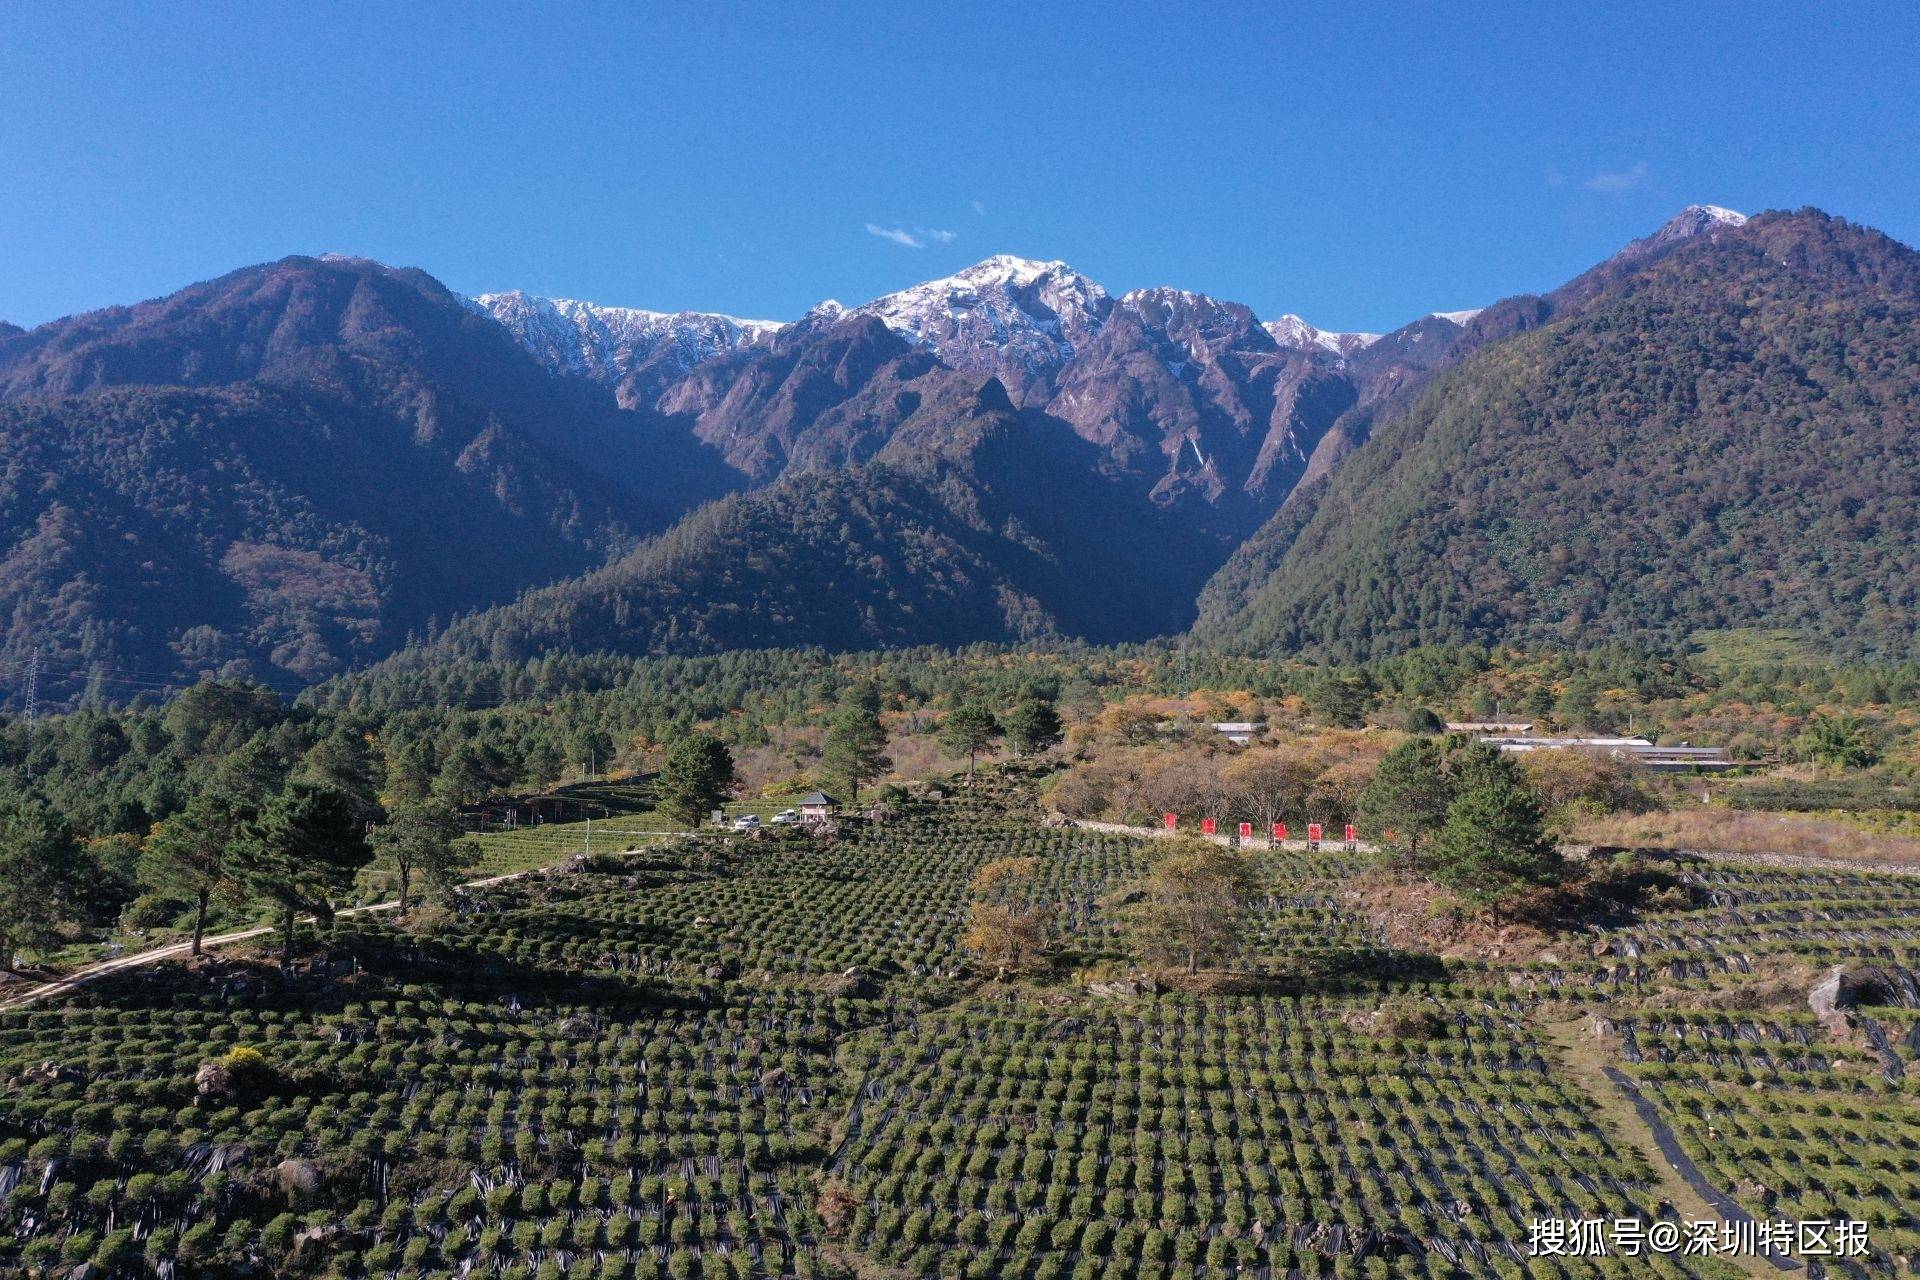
[1428,308,1484,326]
[472,290,781,384]
[850,255,1114,383]
[1611,204,1752,266]
[948,254,1075,289]
[1122,286,1252,328]
[1683,204,1748,228]
[1647,204,1750,248]
[1264,313,1383,357]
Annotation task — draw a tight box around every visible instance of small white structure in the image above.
[1477,734,1734,773]
[1446,720,1535,734]
[797,792,839,821]
[1486,735,1654,753]
[1210,722,1266,746]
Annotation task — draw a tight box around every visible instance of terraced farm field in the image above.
[3,780,1917,1279]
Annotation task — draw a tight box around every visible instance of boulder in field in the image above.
[276,1158,324,1203]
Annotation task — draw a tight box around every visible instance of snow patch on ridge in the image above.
[1692,205,1748,227]
[472,290,780,383]
[849,254,1113,375]
[1264,313,1382,357]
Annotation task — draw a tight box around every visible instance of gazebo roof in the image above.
[797,792,839,806]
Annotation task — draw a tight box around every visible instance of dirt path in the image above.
[0,835,695,1013]
[0,868,535,1013]
[1538,1014,1797,1276]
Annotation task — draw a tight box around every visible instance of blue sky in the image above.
[3,1,1914,333]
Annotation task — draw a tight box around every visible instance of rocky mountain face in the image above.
[527,255,1372,540]
[470,290,779,402]
[649,311,946,484]
[847,255,1115,405]
[1043,288,1352,528]
[378,377,1202,665]
[1264,314,1381,357]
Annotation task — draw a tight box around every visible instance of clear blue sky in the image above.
[3,1,1915,333]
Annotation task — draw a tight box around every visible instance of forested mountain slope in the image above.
[370,374,1230,666]
[0,256,738,697]
[1195,210,1920,659]
[3,206,1910,706]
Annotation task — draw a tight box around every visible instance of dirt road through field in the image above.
[0,834,695,1012]
[1539,1015,1797,1276]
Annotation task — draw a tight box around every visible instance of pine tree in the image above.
[297,724,383,827]
[1429,754,1562,907]
[0,801,85,972]
[1003,697,1064,757]
[940,701,1002,778]
[657,733,737,827]
[141,787,253,955]
[233,782,372,970]
[371,799,473,912]
[433,743,497,807]
[383,736,436,807]
[1306,674,1368,728]
[821,693,890,802]
[1358,738,1454,869]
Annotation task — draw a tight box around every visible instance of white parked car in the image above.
[729,814,761,832]
[771,809,799,825]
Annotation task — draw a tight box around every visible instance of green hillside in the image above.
[1196,210,1920,660]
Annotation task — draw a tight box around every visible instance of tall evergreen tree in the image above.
[821,691,890,802]
[1429,753,1562,907]
[234,781,372,969]
[0,801,85,972]
[1003,696,1064,757]
[141,787,253,955]
[297,724,383,827]
[656,733,737,827]
[195,737,290,809]
[1358,738,1454,869]
[940,701,1003,778]
[371,799,473,912]
[1305,674,1368,728]
[383,736,436,807]
[433,743,495,807]
[569,726,617,779]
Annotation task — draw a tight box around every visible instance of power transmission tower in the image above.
[23,647,39,721]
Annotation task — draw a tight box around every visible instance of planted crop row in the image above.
[828,999,1693,1279]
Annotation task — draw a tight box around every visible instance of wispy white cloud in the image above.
[1582,162,1650,193]
[970,199,987,215]
[865,223,924,248]
[865,223,957,249]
